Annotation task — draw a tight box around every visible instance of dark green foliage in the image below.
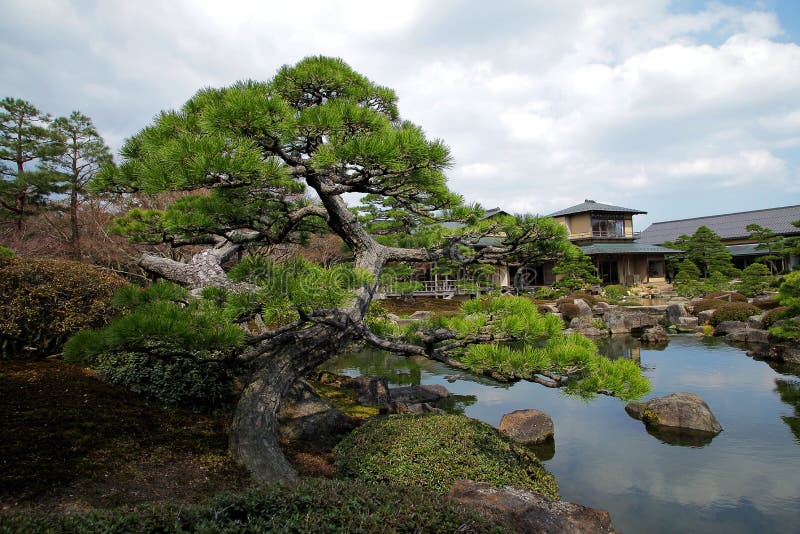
[710,302,761,325]
[0,258,125,357]
[665,226,735,278]
[558,292,601,306]
[702,271,732,294]
[603,284,627,304]
[334,414,559,498]
[674,259,704,297]
[775,379,800,441]
[776,271,800,312]
[553,245,601,291]
[738,263,773,297]
[753,297,781,311]
[0,245,14,258]
[0,478,500,533]
[63,283,245,407]
[747,224,785,274]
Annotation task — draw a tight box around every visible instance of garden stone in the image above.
[747,314,765,330]
[539,304,559,314]
[409,310,431,320]
[714,321,747,337]
[389,384,449,404]
[697,309,715,325]
[350,376,391,408]
[640,325,669,344]
[727,328,769,344]
[593,301,612,314]
[676,316,698,332]
[625,392,722,434]
[498,409,554,445]
[574,299,593,318]
[449,480,615,534]
[278,380,357,448]
[666,303,689,326]
[604,310,629,334]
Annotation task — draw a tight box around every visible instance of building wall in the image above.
[624,217,634,237]
[568,214,591,235]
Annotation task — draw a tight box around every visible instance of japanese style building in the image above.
[548,200,680,285]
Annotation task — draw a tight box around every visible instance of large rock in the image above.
[569,317,607,337]
[449,480,615,534]
[278,380,357,448]
[726,328,770,344]
[389,384,449,404]
[625,392,722,434]
[603,309,658,334]
[604,311,628,334]
[593,301,612,314]
[498,409,554,445]
[713,321,747,337]
[747,314,766,330]
[697,309,716,325]
[573,298,593,319]
[666,303,689,326]
[350,376,391,408]
[640,325,669,344]
[676,316,698,332]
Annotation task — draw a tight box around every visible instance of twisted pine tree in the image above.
[97,56,647,482]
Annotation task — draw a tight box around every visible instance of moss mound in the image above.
[0,258,126,357]
[0,478,500,533]
[333,414,558,498]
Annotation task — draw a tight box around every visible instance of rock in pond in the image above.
[666,303,690,326]
[713,321,747,337]
[350,376,391,408]
[499,409,554,445]
[278,380,357,448]
[449,480,616,534]
[625,392,722,434]
[640,325,669,345]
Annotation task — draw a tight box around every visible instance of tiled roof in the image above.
[548,200,646,217]
[638,205,800,244]
[579,243,682,255]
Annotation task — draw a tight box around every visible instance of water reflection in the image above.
[322,335,800,533]
[775,379,800,442]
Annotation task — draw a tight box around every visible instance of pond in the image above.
[320,335,800,533]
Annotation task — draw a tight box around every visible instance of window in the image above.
[591,215,625,238]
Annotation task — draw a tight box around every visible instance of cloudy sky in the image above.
[2,0,798,229]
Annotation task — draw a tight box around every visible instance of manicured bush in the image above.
[770,318,800,341]
[754,297,781,311]
[776,271,800,312]
[738,263,773,297]
[532,286,563,300]
[763,306,792,328]
[692,299,722,313]
[710,302,761,326]
[63,283,245,408]
[558,302,581,321]
[603,284,627,304]
[0,245,15,258]
[0,478,500,532]
[333,414,559,498]
[0,258,126,358]
[705,290,747,302]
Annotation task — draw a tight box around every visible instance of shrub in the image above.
[754,297,781,311]
[0,258,126,358]
[63,284,245,408]
[776,271,800,312]
[692,299,722,313]
[738,263,773,297]
[558,302,581,321]
[0,478,500,532]
[0,245,15,259]
[705,290,747,302]
[702,271,732,293]
[770,318,800,341]
[532,286,563,300]
[710,302,761,326]
[603,284,627,304]
[333,414,559,498]
[763,306,792,328]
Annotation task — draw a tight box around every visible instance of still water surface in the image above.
[321,335,800,533]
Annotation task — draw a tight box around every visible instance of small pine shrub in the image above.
[0,245,15,259]
[333,414,559,498]
[603,284,627,304]
[0,258,126,358]
[532,286,563,300]
[710,302,761,326]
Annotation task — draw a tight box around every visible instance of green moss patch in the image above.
[333,414,559,498]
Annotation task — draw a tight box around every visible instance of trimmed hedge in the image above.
[692,299,722,313]
[705,290,747,302]
[763,306,792,328]
[0,258,126,358]
[0,478,501,533]
[710,302,761,326]
[333,414,559,498]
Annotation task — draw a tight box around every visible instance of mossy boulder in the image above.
[333,414,559,498]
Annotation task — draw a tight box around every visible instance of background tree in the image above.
[664,226,734,278]
[552,245,601,291]
[43,111,113,260]
[746,223,785,274]
[738,262,772,297]
[85,56,646,483]
[0,97,63,229]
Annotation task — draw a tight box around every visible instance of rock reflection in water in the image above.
[525,437,555,461]
[643,424,717,447]
[774,378,800,442]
